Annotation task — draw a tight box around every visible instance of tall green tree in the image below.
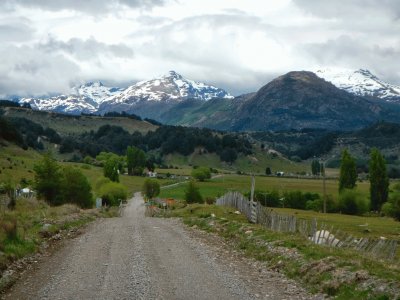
[103,156,120,182]
[369,148,389,211]
[311,160,324,176]
[185,180,203,204]
[126,146,135,175]
[126,146,146,176]
[33,153,63,205]
[142,179,160,201]
[265,167,272,175]
[191,167,211,182]
[339,149,357,192]
[96,152,125,173]
[61,166,93,208]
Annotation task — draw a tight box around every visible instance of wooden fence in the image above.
[216,191,398,261]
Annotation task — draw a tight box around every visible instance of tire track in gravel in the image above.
[3,192,320,300]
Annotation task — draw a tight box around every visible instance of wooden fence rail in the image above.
[216,191,398,261]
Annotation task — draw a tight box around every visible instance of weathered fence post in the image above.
[249,176,257,223]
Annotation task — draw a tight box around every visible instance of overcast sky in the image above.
[1,0,400,97]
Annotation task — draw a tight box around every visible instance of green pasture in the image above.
[160,174,400,240]
[160,174,370,202]
[163,150,308,175]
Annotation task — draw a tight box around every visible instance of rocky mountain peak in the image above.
[163,70,183,80]
[315,68,400,103]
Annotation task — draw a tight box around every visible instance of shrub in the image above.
[338,189,369,215]
[95,177,111,192]
[142,179,160,201]
[185,180,203,204]
[381,202,394,217]
[103,156,120,182]
[191,167,211,182]
[392,182,400,192]
[265,167,272,175]
[83,156,94,164]
[247,190,281,207]
[205,197,215,205]
[305,195,337,213]
[282,191,320,210]
[386,192,400,221]
[98,182,128,206]
[61,166,93,209]
[33,153,63,205]
[1,218,18,241]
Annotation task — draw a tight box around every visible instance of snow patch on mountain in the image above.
[19,72,232,115]
[19,81,124,114]
[105,71,233,105]
[315,68,400,102]
[71,81,124,104]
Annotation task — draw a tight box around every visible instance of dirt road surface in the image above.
[3,193,321,300]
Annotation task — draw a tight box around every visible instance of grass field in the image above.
[0,144,42,183]
[274,207,400,239]
[163,149,309,174]
[160,174,370,201]
[160,174,400,240]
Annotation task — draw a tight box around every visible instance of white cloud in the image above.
[0,45,80,97]
[0,0,399,97]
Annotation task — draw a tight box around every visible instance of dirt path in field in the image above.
[2,193,321,300]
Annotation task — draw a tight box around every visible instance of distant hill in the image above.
[229,71,395,131]
[0,106,157,136]
[155,71,400,131]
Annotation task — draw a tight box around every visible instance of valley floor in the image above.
[2,193,319,300]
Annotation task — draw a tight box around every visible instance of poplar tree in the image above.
[339,149,357,192]
[369,148,389,211]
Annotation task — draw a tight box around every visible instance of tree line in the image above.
[58,124,253,163]
[338,148,399,219]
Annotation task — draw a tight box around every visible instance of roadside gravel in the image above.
[3,193,321,300]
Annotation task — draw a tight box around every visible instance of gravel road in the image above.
[3,193,320,300]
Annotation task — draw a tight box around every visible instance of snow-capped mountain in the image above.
[103,71,233,105]
[19,72,232,115]
[20,95,98,115]
[20,81,124,114]
[71,81,124,104]
[315,69,400,102]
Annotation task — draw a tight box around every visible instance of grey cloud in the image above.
[130,13,271,66]
[301,35,400,82]
[0,45,80,97]
[0,23,34,42]
[39,37,134,60]
[293,0,400,20]
[130,14,277,93]
[0,37,135,97]
[136,15,171,26]
[2,0,165,14]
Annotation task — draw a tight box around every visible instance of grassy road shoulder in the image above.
[162,203,400,299]
[0,197,120,293]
